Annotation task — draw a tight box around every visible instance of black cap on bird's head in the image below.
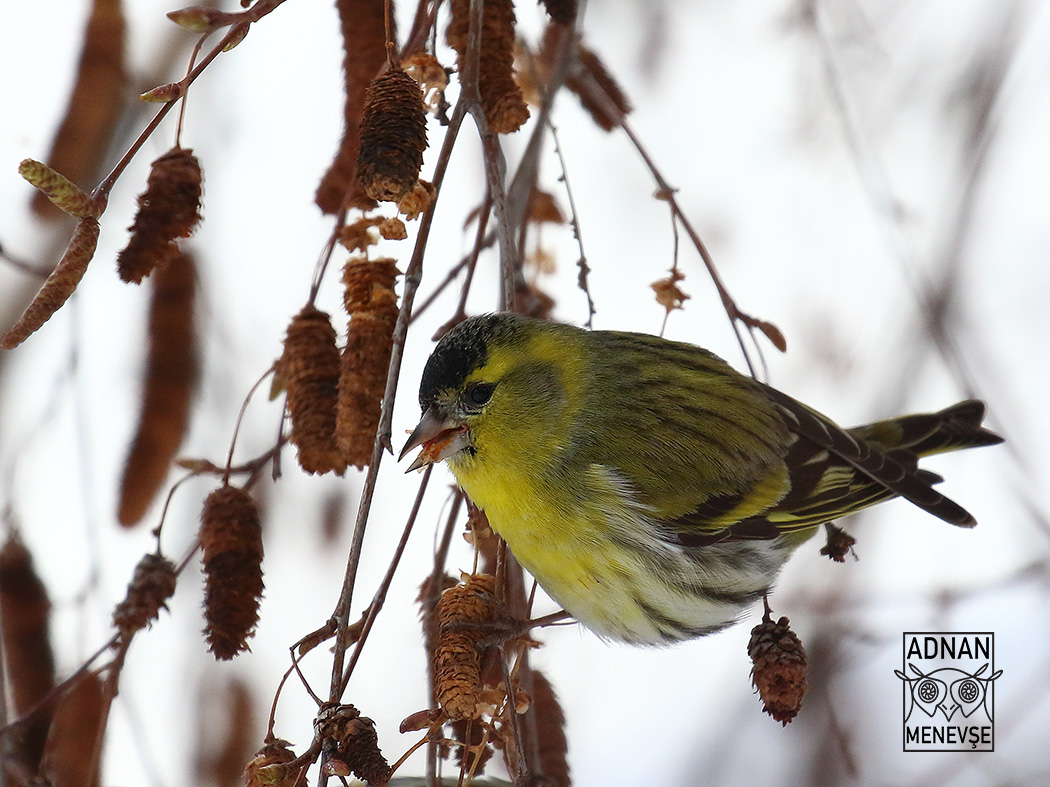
[417,313,525,410]
[402,313,528,470]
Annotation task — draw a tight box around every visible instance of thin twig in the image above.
[547,121,595,327]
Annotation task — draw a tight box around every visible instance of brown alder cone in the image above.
[199,486,264,660]
[0,536,55,772]
[315,0,390,214]
[446,0,530,133]
[276,305,346,475]
[336,257,400,469]
[118,253,199,525]
[433,574,499,721]
[32,0,125,220]
[357,65,428,202]
[111,553,178,639]
[117,147,203,284]
[1,218,100,349]
[38,672,106,787]
[314,704,391,786]
[748,609,809,725]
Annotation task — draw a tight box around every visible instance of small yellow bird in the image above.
[401,313,1002,644]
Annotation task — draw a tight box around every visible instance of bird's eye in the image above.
[465,382,494,407]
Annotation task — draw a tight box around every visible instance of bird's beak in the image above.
[399,407,470,472]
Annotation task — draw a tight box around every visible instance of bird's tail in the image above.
[849,400,1003,460]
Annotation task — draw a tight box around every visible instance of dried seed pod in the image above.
[276,305,346,475]
[378,216,407,240]
[244,737,297,787]
[447,0,530,134]
[397,178,436,220]
[820,522,857,562]
[19,159,101,219]
[527,190,565,225]
[433,574,499,721]
[315,0,389,214]
[117,147,203,284]
[1,218,100,349]
[748,608,808,725]
[530,670,570,787]
[336,256,400,469]
[38,671,106,787]
[337,216,382,253]
[0,535,55,771]
[118,252,199,525]
[314,704,391,786]
[402,52,448,110]
[357,65,428,202]
[651,269,689,314]
[111,553,177,638]
[199,485,264,660]
[32,0,125,220]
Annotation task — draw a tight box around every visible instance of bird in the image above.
[400,313,1002,645]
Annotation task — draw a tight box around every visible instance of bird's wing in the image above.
[660,391,982,548]
[760,386,977,527]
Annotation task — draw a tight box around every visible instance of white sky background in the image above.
[1,1,1049,786]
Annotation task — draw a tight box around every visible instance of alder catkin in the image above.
[117,147,203,284]
[433,574,498,721]
[315,0,390,214]
[314,704,391,786]
[19,159,101,219]
[0,536,55,772]
[336,257,400,469]
[199,486,264,660]
[357,65,428,202]
[0,218,100,349]
[748,610,809,725]
[112,553,178,638]
[276,305,346,475]
[446,0,530,134]
[118,252,198,525]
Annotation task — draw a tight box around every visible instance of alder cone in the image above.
[277,305,345,475]
[748,613,808,725]
[357,66,428,202]
[199,486,264,660]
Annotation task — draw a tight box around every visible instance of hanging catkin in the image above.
[276,305,346,475]
[118,252,198,525]
[336,256,400,469]
[117,147,203,284]
[356,65,428,202]
[446,0,530,134]
[315,0,390,213]
[199,485,264,660]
